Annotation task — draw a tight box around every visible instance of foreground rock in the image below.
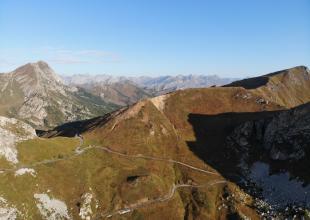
[0,116,36,163]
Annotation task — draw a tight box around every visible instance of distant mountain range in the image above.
[63,74,235,105]
[64,73,234,91]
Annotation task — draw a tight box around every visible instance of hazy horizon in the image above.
[0,0,309,77]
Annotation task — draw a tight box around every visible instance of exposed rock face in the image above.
[224,103,310,214]
[0,196,20,220]
[0,61,117,128]
[228,103,310,162]
[34,193,71,220]
[11,61,64,96]
[0,116,36,163]
[264,104,310,161]
[150,94,170,112]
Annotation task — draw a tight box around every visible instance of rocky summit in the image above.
[0,61,117,129]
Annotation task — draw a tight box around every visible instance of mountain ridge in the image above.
[41,65,309,138]
[224,65,310,108]
[63,73,236,106]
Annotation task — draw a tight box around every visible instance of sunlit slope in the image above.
[224,66,310,108]
[0,61,118,129]
[0,136,237,219]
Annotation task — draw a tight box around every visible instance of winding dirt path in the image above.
[0,135,219,176]
[98,180,226,219]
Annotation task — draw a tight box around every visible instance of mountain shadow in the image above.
[223,66,308,89]
[186,110,284,180]
[223,76,269,89]
[186,106,310,209]
[36,108,126,138]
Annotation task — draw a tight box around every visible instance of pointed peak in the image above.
[15,61,50,72]
[36,60,49,67]
[12,61,63,84]
[264,65,309,77]
[23,60,50,70]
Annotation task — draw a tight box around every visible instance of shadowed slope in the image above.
[186,103,310,212]
[186,110,284,176]
[37,108,126,138]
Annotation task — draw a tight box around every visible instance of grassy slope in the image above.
[253,67,310,108]
[225,66,310,108]
[0,136,180,219]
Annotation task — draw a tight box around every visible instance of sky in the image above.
[0,0,309,77]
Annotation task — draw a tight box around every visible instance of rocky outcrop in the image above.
[0,116,36,163]
[264,103,310,160]
[227,103,310,162]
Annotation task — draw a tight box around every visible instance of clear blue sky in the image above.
[0,0,309,77]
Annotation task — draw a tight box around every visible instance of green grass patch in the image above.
[17,137,79,164]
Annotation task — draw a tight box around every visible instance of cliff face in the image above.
[263,103,310,161]
[228,103,310,162]
[223,103,310,215]
[0,116,36,164]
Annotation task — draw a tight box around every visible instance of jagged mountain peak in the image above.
[12,60,63,85]
[9,61,65,97]
[0,62,118,128]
